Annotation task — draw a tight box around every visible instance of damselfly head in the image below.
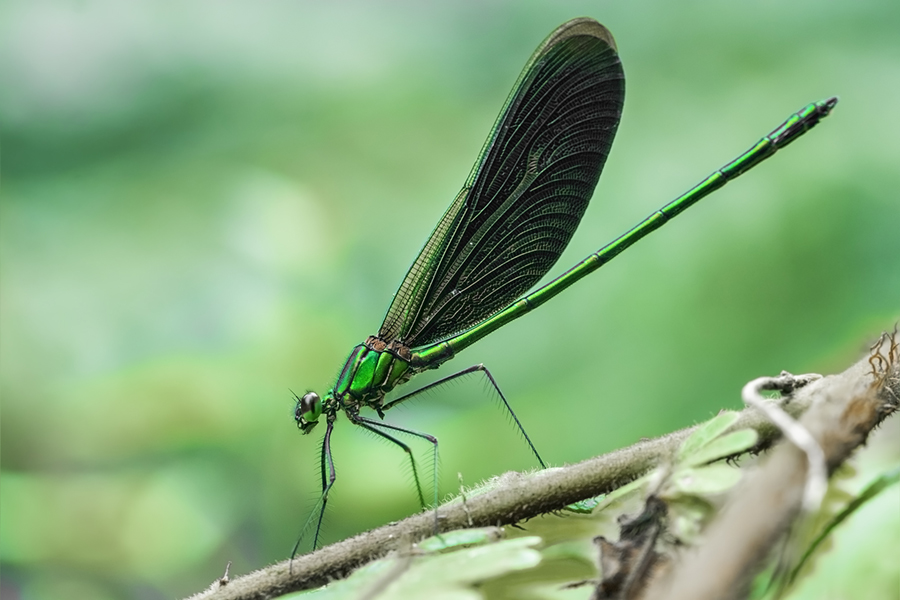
[294,391,322,434]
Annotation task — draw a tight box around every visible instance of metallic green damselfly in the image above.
[293,17,836,553]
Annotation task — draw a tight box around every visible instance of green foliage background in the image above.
[1,1,897,598]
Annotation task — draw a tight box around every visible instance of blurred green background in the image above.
[1,1,898,598]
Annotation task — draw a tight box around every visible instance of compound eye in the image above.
[298,392,322,423]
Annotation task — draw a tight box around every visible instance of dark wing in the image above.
[379,18,624,349]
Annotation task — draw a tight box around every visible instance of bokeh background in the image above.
[1,1,898,598]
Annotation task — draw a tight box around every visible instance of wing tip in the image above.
[546,17,618,54]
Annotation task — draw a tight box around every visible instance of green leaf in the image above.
[416,527,504,552]
[681,429,759,467]
[789,465,900,584]
[287,536,543,599]
[564,496,603,514]
[667,497,714,544]
[596,474,650,512]
[677,411,741,462]
[668,464,743,496]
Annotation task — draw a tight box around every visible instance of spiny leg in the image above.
[350,417,428,508]
[382,363,546,468]
[350,413,441,533]
[291,417,337,561]
[312,420,337,550]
